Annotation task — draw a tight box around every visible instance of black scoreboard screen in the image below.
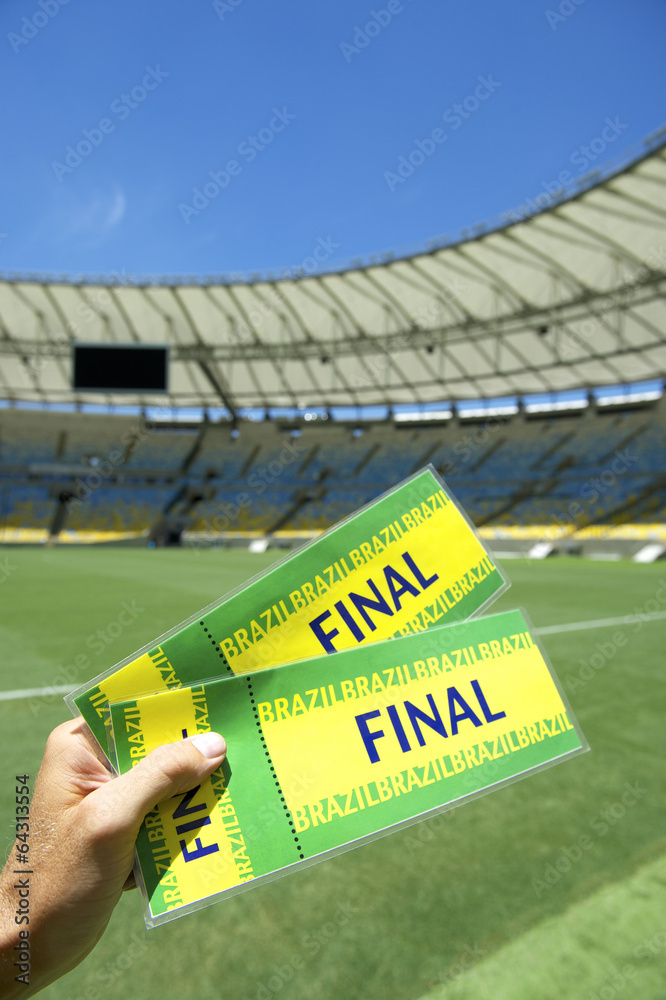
[73,343,169,392]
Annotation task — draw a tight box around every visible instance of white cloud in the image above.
[62,185,126,238]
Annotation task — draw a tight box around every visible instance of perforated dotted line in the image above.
[246,677,304,860]
[199,620,232,674]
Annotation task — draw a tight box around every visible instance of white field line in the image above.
[0,611,664,702]
[0,683,75,703]
[535,609,666,635]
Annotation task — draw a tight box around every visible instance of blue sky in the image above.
[1,0,665,281]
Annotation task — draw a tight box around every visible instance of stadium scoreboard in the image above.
[72,342,169,393]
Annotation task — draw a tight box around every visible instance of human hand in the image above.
[0,719,226,998]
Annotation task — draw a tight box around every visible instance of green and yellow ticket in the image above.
[69,467,508,750]
[108,608,587,926]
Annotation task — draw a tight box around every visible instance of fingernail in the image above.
[190,732,226,759]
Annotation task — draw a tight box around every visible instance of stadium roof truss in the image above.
[0,140,664,412]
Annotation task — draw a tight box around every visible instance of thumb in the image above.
[90,732,226,840]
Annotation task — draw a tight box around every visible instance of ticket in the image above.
[107,608,587,926]
[69,466,507,750]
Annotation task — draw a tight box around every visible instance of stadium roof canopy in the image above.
[1,134,665,415]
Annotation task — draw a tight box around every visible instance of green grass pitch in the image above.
[1,547,665,1000]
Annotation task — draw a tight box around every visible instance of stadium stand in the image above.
[0,135,664,551]
[1,395,664,548]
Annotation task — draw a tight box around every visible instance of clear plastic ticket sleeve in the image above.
[106,607,588,927]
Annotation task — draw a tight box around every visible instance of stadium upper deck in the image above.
[0,133,664,414]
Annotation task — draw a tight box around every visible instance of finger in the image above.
[85,733,226,839]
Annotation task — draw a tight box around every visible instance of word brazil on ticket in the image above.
[67,467,508,751]
[108,608,587,926]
